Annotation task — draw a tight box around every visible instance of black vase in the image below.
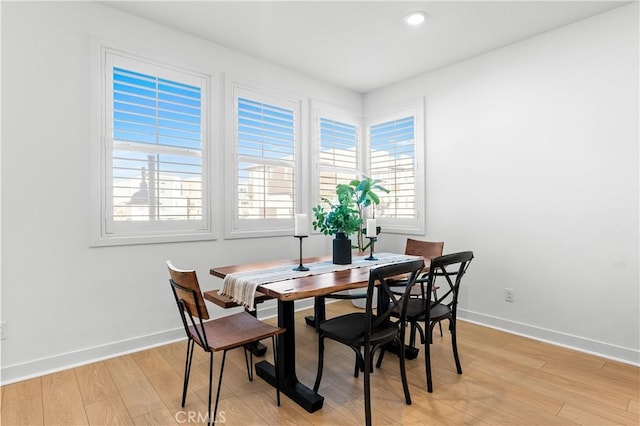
[333,232,352,265]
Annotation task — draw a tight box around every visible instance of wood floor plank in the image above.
[1,377,44,425]
[558,403,634,426]
[231,384,312,425]
[458,338,546,370]
[463,361,564,415]
[2,376,42,402]
[105,355,166,419]
[84,396,134,426]
[502,340,605,371]
[602,359,640,384]
[135,351,181,379]
[41,370,88,425]
[467,355,635,419]
[75,362,121,406]
[131,407,179,425]
[1,380,44,426]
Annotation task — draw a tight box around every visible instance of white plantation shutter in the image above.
[234,90,298,224]
[318,117,359,202]
[369,116,416,219]
[101,51,210,242]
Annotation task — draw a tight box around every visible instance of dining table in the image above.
[209,253,422,413]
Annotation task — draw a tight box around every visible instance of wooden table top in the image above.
[210,255,426,302]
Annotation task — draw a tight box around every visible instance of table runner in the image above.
[220,252,421,310]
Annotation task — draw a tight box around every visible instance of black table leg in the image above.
[247,341,267,357]
[255,299,324,413]
[383,340,419,359]
[304,296,326,328]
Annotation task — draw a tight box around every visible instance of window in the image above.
[93,48,212,246]
[367,101,424,234]
[226,84,302,238]
[312,103,361,207]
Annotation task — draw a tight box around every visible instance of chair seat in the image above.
[189,311,284,352]
[318,312,399,345]
[405,300,451,322]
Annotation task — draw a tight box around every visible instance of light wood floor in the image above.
[2,301,639,425]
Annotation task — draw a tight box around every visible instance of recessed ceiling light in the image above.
[405,11,426,26]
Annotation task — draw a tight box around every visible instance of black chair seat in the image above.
[319,313,400,346]
[405,300,451,322]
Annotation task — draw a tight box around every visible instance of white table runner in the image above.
[219,252,420,310]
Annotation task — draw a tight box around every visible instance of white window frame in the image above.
[310,101,363,234]
[365,99,425,235]
[91,44,215,246]
[224,80,305,239]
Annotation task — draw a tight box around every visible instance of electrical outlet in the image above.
[505,288,514,303]
[0,322,6,340]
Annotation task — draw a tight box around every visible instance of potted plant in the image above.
[312,177,389,263]
[350,177,390,251]
[312,184,362,264]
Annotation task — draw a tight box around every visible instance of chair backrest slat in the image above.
[366,259,425,336]
[405,239,444,261]
[428,251,474,311]
[167,261,210,320]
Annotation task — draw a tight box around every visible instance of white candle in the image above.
[294,213,308,237]
[366,218,377,238]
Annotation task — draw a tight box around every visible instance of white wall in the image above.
[1,2,638,385]
[0,2,358,383]
[367,4,639,363]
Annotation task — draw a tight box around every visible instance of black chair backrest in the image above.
[365,259,425,338]
[428,251,474,315]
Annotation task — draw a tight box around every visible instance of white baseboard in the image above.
[3,301,636,386]
[459,309,640,366]
[0,328,185,385]
[0,298,317,386]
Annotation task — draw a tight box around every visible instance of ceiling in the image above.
[103,1,629,94]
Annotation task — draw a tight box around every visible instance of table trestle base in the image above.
[255,361,324,413]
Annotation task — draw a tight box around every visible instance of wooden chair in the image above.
[167,261,285,426]
[312,259,425,426]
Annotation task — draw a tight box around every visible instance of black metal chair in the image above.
[167,261,285,426]
[376,251,474,393]
[312,259,425,426]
